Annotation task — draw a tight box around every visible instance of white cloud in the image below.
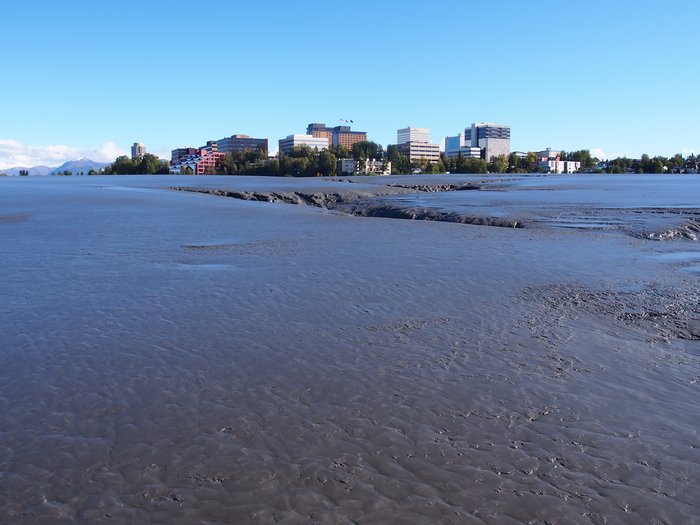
[0,139,128,169]
[590,147,623,160]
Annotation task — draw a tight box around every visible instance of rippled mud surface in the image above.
[1,175,699,524]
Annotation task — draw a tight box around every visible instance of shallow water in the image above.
[1,175,699,524]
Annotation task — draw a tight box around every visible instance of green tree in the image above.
[488,155,508,173]
[138,153,165,174]
[386,145,410,174]
[568,150,595,169]
[108,156,136,174]
[668,153,684,170]
[331,145,350,159]
[220,153,238,175]
[352,141,381,160]
[288,144,314,159]
[507,152,520,172]
[524,152,538,172]
[317,149,338,177]
[457,156,487,173]
[607,157,632,173]
[639,154,667,173]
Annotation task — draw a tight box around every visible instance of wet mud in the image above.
[1,175,699,524]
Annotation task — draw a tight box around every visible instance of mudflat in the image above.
[1,174,698,524]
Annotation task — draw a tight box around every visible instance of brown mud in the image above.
[0,175,698,524]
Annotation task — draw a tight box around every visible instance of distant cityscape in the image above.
[160,121,587,176]
[2,121,698,176]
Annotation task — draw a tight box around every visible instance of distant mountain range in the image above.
[1,165,53,176]
[1,158,110,176]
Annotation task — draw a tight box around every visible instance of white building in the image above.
[397,127,430,145]
[537,148,561,160]
[538,160,581,173]
[278,134,329,155]
[398,142,441,163]
[131,142,146,159]
[340,158,392,176]
[396,127,441,163]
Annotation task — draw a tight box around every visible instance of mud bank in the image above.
[172,186,524,228]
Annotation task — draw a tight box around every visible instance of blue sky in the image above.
[1,0,698,168]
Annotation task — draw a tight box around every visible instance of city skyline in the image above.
[2,0,699,169]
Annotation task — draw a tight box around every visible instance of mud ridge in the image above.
[387,182,482,192]
[345,202,522,227]
[171,187,349,208]
[643,218,700,241]
[172,186,524,228]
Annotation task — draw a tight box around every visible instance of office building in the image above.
[465,123,511,161]
[444,134,482,159]
[397,127,430,145]
[171,147,198,164]
[398,142,441,163]
[307,123,334,144]
[332,126,367,151]
[278,134,329,154]
[169,149,226,175]
[307,123,367,152]
[203,134,268,155]
[131,142,146,160]
[396,127,441,163]
[194,150,226,174]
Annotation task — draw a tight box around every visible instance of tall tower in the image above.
[131,142,146,160]
[466,123,510,161]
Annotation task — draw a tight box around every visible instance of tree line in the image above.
[603,153,698,174]
[23,145,698,178]
[102,154,170,175]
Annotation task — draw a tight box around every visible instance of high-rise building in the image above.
[307,123,334,144]
[278,134,329,154]
[131,142,146,160]
[332,126,367,151]
[307,123,367,152]
[465,123,511,161]
[396,127,441,163]
[397,127,430,145]
[444,134,482,159]
[203,134,268,156]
